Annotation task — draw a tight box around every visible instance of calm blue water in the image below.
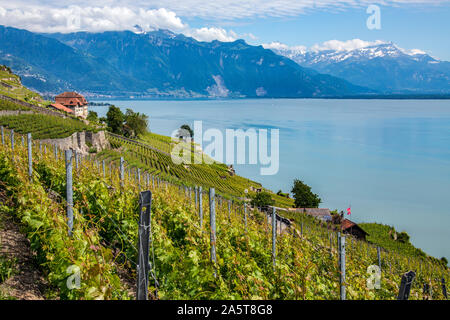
[93,99,450,260]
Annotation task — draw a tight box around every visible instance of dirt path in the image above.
[0,213,49,300]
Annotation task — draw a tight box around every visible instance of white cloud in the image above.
[0,1,446,46]
[0,5,244,42]
[310,39,387,52]
[263,42,306,53]
[186,27,237,42]
[0,6,187,33]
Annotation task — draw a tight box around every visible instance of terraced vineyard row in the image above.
[105,132,292,207]
[0,98,32,111]
[0,113,96,139]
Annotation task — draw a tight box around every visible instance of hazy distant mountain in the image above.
[267,42,450,94]
[0,26,141,95]
[0,25,370,98]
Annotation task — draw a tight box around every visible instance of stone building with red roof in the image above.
[49,91,88,119]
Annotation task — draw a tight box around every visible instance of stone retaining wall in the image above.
[0,110,35,116]
[38,131,109,155]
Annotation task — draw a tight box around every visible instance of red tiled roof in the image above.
[341,219,368,234]
[55,91,87,106]
[49,103,74,113]
[342,219,356,230]
[55,91,84,98]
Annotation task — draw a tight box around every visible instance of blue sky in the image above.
[0,1,449,59]
[223,5,450,60]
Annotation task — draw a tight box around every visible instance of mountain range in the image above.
[0,25,369,99]
[266,42,450,94]
[0,25,448,98]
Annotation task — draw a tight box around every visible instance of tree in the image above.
[106,105,124,134]
[440,257,448,266]
[87,110,98,122]
[250,191,274,208]
[397,231,410,244]
[124,108,149,137]
[291,179,321,208]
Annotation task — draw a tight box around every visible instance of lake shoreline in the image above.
[88,95,450,102]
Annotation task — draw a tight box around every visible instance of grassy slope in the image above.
[359,223,445,265]
[0,66,51,106]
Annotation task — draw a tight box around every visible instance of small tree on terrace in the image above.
[124,108,149,137]
[87,110,98,123]
[251,191,275,208]
[291,179,321,208]
[106,105,124,134]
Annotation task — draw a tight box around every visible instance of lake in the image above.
[93,99,450,260]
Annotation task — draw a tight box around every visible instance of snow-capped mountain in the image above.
[265,41,450,94]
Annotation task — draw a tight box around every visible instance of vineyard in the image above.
[0,66,49,107]
[105,132,294,208]
[0,127,448,300]
[0,114,96,139]
[0,99,31,112]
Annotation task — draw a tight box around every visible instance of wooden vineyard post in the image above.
[244,203,247,233]
[138,168,141,192]
[27,133,32,182]
[74,150,78,171]
[1,126,4,145]
[102,160,105,178]
[377,246,381,270]
[272,207,276,268]
[209,188,217,277]
[329,233,333,257]
[10,129,14,162]
[397,271,416,300]
[65,150,74,236]
[339,233,346,300]
[54,144,58,160]
[120,157,124,187]
[423,283,431,300]
[199,186,203,228]
[442,277,448,299]
[137,190,152,300]
[194,186,198,209]
[337,231,340,254]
